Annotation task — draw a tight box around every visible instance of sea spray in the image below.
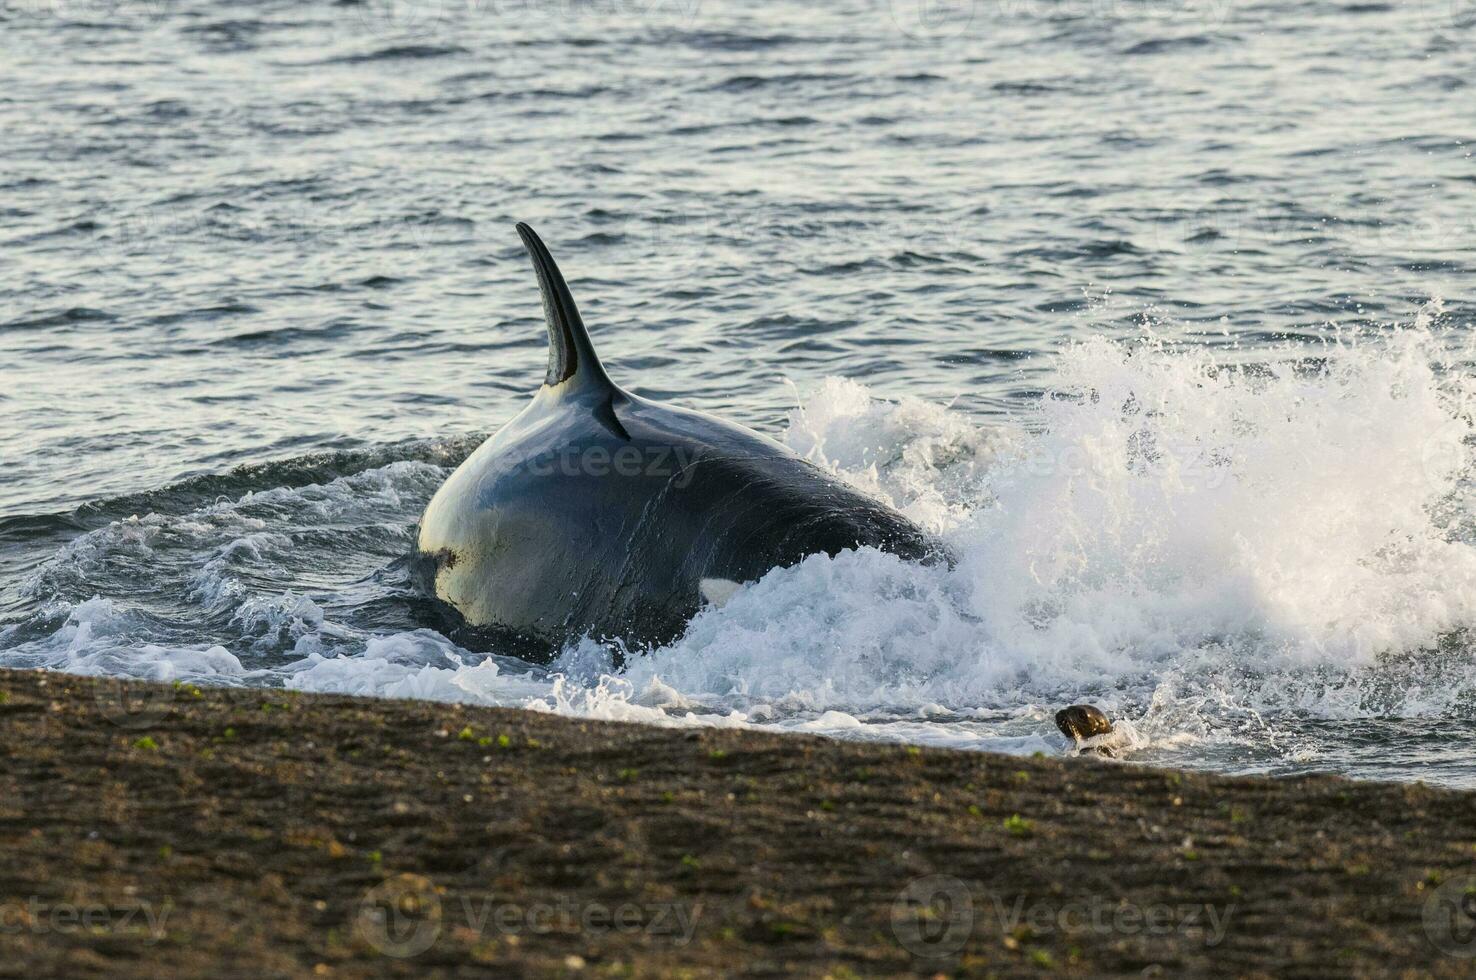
[9,318,1476,782]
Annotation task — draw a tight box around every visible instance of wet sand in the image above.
[1,667,1473,977]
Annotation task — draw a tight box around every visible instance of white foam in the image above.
[10,315,1476,776]
[5,597,248,683]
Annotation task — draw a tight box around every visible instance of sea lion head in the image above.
[1055,704,1114,742]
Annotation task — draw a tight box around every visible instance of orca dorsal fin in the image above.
[515,222,617,395]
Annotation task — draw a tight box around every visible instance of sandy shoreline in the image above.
[2,667,1474,977]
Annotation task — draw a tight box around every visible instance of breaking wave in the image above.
[7,312,1476,784]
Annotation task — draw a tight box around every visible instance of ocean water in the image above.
[4,0,1476,785]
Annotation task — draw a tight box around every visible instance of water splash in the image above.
[7,317,1476,784]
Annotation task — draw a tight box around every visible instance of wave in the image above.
[6,313,1476,782]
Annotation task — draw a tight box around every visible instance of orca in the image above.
[416,223,947,657]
